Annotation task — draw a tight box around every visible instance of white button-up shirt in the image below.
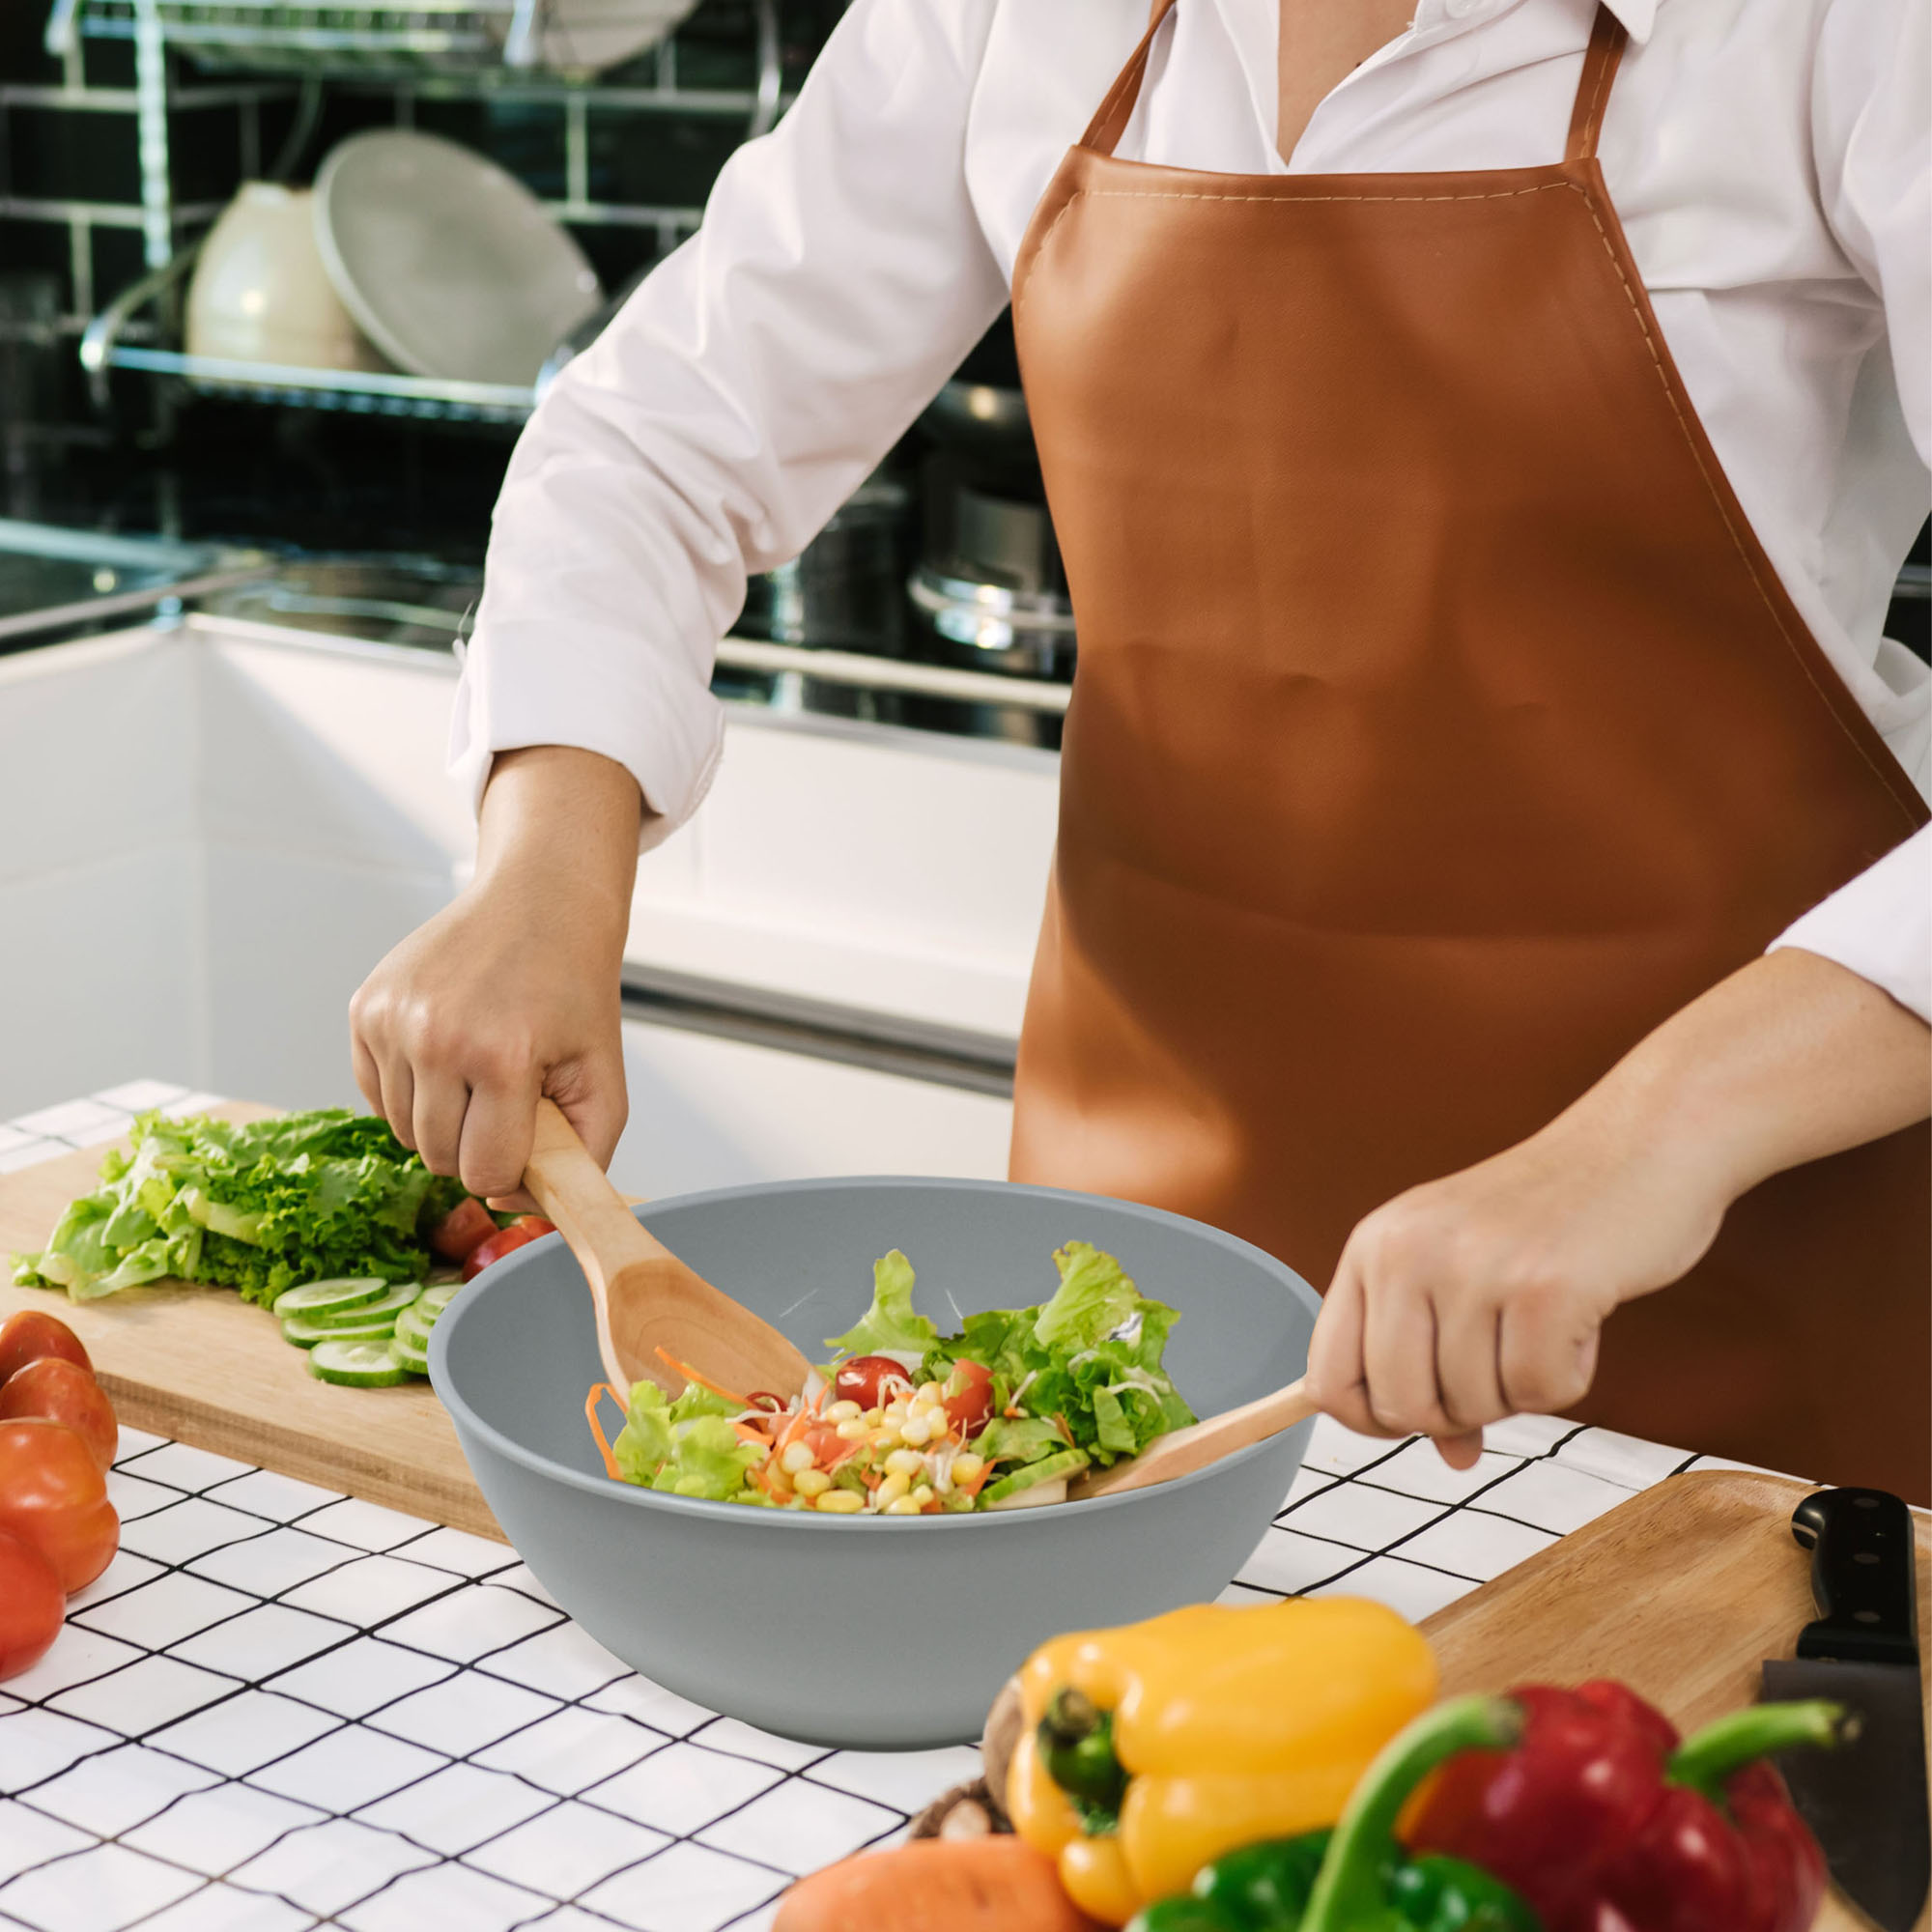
[456,0,1932,1019]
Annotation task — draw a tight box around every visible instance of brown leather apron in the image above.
[1008,1,1930,1500]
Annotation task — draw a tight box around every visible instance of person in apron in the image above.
[1005,1,1930,1498]
[351,0,1930,1498]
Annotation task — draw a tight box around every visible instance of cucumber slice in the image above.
[980,1447,1091,1507]
[307,1282,420,1329]
[283,1312,397,1349]
[393,1304,436,1353]
[270,1277,386,1321]
[389,1334,431,1378]
[416,1281,463,1315]
[309,1340,407,1388]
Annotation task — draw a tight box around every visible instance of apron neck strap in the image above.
[1085,0,1630,166]
[1565,4,1630,163]
[1081,0,1181,156]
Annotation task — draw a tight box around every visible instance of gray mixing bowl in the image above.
[433,1177,1320,1749]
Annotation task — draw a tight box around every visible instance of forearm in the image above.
[476,746,647,948]
[1555,947,1931,1205]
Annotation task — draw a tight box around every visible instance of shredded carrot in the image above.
[583,1383,624,1480]
[655,1346,749,1409]
[733,1421,772,1446]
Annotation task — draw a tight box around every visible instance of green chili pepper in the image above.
[1301,1695,1542,1932]
[1128,1701,1543,1932]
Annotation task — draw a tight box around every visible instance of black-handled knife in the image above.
[1760,1488,1929,1932]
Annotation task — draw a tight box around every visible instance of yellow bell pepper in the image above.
[1006,1597,1437,1925]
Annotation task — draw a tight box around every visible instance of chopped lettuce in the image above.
[12,1109,467,1307]
[919,1240,1196,1470]
[611,1238,1196,1508]
[612,1381,768,1503]
[823,1248,940,1359]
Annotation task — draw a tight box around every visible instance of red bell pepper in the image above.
[1404,1680,1846,1932]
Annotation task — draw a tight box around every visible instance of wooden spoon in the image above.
[521,1099,813,1403]
[1066,1378,1318,1501]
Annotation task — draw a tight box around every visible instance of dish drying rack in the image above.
[38,0,786,423]
[46,0,552,75]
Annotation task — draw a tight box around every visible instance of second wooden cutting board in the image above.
[1421,1467,1932,1932]
[0,1108,503,1538]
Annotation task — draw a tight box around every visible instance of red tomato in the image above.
[943,1359,996,1439]
[0,1359,116,1471]
[428,1199,497,1264]
[832,1354,917,1410]
[461,1224,539,1282]
[0,1420,118,1592]
[512,1216,557,1238]
[0,1529,63,1680]
[0,1311,91,1385]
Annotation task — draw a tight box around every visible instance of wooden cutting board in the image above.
[0,1107,503,1539]
[1421,1468,1932,1932]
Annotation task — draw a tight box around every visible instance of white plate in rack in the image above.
[313,129,603,387]
[497,0,703,72]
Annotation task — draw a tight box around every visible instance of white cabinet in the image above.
[614,1018,1013,1197]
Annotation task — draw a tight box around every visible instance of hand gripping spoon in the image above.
[1066,1378,1319,1500]
[521,1099,813,1403]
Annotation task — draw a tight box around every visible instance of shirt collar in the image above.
[1596,0,1658,46]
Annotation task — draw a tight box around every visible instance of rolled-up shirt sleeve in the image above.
[451,0,1009,843]
[1762,0,1930,1021]
[1770,826,1931,1022]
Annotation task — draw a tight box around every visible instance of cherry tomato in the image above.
[942,1358,996,1438]
[0,1311,90,1385]
[0,1529,63,1680]
[832,1354,917,1411]
[512,1216,557,1238]
[461,1224,540,1282]
[0,1419,118,1592]
[0,1359,116,1471]
[428,1199,497,1264]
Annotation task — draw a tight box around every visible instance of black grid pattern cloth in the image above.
[0,1085,1743,1932]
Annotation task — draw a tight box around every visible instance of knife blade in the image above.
[1760,1487,1928,1932]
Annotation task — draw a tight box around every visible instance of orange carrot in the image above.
[654,1347,748,1409]
[775,1837,1099,1932]
[583,1385,623,1480]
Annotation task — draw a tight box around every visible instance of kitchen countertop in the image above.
[0,1083,1751,1932]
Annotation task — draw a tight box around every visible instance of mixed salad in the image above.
[594,1241,1196,1514]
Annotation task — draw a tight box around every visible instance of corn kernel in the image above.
[950,1452,985,1485]
[883,1447,925,1479]
[836,1418,868,1440]
[861,1408,884,1428]
[780,1441,816,1475]
[910,1381,943,1409]
[872,1429,902,1452]
[875,1472,911,1507]
[898,1414,932,1446]
[814,1489,866,1513]
[911,1486,934,1507]
[792,1468,832,1497]
[825,1400,863,1422]
[884,1495,923,1515]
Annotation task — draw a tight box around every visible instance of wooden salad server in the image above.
[1067,1378,1319,1500]
[521,1098,813,1403]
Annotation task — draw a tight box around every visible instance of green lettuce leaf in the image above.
[11,1108,469,1307]
[611,1381,764,1502]
[920,1242,1196,1469]
[823,1248,940,1359]
[1034,1241,1141,1351]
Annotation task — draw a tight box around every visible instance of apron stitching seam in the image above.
[1567,188,1927,832]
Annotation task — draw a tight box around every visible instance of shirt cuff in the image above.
[1767,824,1932,1021]
[446,620,725,855]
